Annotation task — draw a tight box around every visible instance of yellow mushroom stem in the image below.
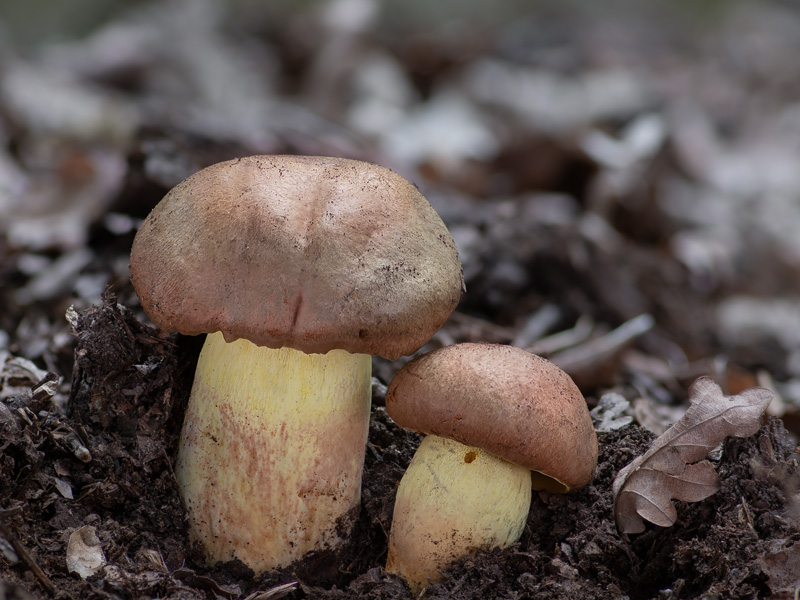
[175,331,372,571]
[386,434,532,594]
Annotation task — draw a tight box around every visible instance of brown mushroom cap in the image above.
[130,155,463,360]
[386,343,598,490]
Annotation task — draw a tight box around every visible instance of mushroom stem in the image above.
[176,331,372,571]
[386,434,532,594]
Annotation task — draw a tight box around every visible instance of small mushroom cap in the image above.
[386,343,598,490]
[130,155,463,360]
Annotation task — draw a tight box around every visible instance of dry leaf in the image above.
[66,525,106,578]
[590,392,633,432]
[612,376,772,536]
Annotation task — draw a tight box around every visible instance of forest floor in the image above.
[2,1,800,598]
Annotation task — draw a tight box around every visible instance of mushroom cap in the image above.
[130,155,463,360]
[385,343,598,490]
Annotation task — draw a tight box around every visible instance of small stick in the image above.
[527,314,595,355]
[448,311,517,341]
[511,304,561,349]
[242,581,299,600]
[0,516,56,596]
[550,313,654,374]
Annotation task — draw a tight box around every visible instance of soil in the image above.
[3,2,800,599]
[1,294,799,599]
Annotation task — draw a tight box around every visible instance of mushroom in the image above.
[129,155,462,571]
[384,343,597,593]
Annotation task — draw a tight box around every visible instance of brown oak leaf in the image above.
[612,376,773,536]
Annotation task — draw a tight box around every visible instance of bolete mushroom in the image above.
[129,155,462,571]
[384,343,597,593]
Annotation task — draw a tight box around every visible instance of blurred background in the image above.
[2,0,800,431]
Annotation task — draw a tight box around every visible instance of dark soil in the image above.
[0,294,798,599]
[3,1,800,598]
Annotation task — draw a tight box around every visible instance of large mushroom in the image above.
[129,155,462,571]
[384,343,597,593]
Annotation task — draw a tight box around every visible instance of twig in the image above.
[0,514,56,596]
[448,311,516,341]
[242,581,299,600]
[527,314,595,355]
[550,314,655,374]
[511,304,561,349]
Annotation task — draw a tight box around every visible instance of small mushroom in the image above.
[384,343,597,593]
[129,155,462,571]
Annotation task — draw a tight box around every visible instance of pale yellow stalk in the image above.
[176,331,372,571]
[386,434,532,593]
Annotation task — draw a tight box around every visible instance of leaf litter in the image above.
[613,377,773,536]
[3,1,800,599]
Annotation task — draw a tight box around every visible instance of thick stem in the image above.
[386,434,532,593]
[176,331,372,571]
